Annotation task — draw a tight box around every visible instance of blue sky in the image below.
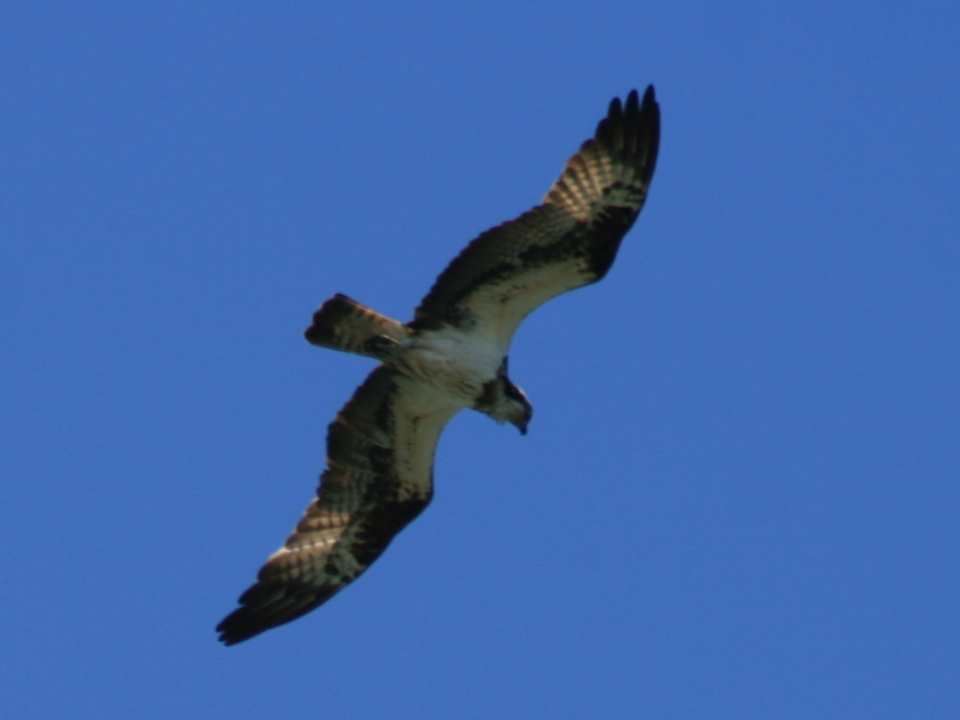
[2,2,958,718]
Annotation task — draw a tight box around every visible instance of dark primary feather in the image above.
[411,86,659,342]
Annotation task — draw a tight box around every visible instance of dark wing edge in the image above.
[411,86,660,342]
[216,367,460,645]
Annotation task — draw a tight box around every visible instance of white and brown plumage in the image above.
[217,87,660,644]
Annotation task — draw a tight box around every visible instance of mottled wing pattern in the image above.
[412,86,660,346]
[217,367,460,645]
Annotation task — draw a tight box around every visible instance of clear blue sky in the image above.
[2,2,957,718]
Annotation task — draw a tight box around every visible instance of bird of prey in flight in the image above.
[217,87,660,644]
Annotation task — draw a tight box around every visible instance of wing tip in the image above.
[595,85,659,163]
[216,594,278,645]
[640,84,661,185]
[216,588,330,646]
[216,610,264,646]
[216,578,333,646]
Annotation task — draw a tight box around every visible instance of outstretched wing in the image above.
[412,86,660,345]
[217,367,460,645]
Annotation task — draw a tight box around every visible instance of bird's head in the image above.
[501,378,532,435]
[474,358,533,434]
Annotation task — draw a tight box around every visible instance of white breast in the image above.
[397,327,507,402]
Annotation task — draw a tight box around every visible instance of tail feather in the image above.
[304,294,408,358]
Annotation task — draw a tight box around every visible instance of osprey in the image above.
[218,87,660,644]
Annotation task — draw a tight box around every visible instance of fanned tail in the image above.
[304,294,409,358]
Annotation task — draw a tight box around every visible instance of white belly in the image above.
[394,327,507,402]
